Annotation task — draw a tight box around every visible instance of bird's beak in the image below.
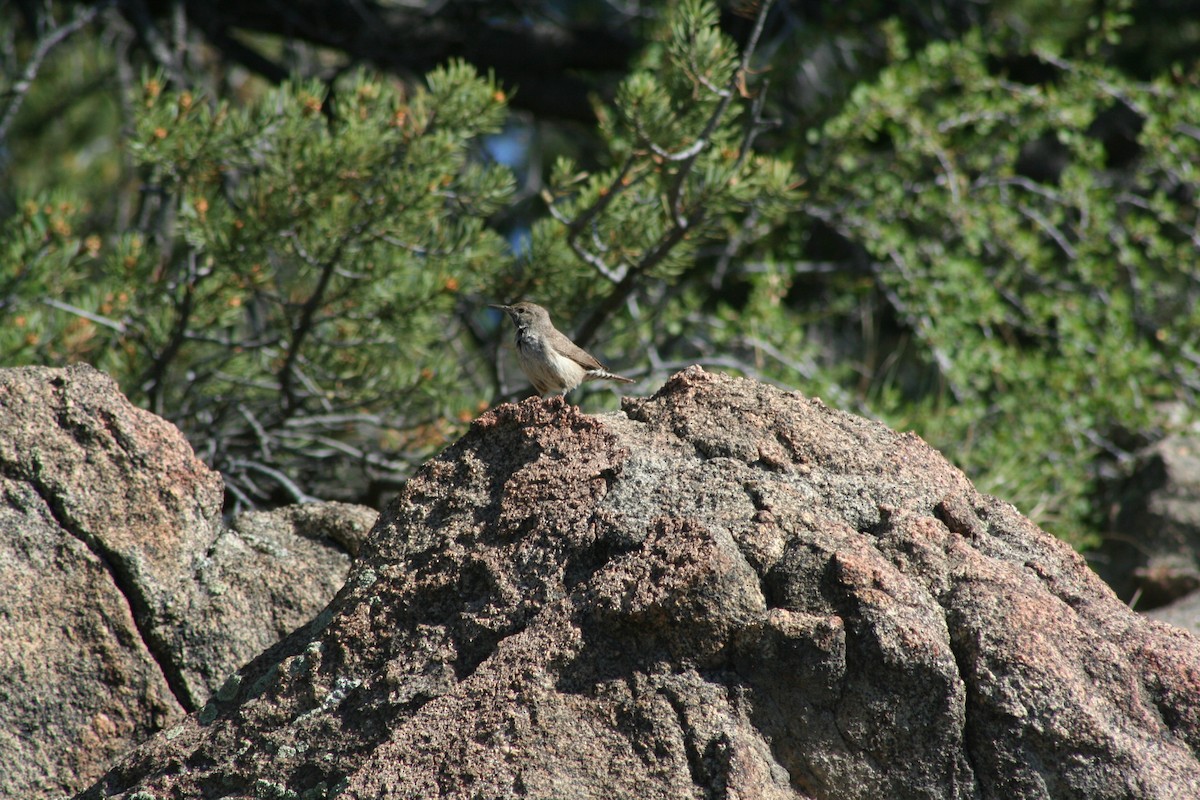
[489,304,510,312]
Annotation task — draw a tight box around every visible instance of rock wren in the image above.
[491,302,635,396]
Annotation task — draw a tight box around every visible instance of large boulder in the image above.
[1099,434,1200,609]
[0,364,368,798]
[79,367,1200,799]
[169,500,375,706]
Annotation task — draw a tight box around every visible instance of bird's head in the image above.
[490,301,551,331]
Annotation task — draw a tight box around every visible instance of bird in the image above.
[491,301,635,397]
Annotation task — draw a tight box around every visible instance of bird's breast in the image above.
[516,333,586,394]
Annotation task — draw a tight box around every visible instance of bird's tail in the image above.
[587,369,635,384]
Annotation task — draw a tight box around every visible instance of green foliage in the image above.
[527,0,796,324]
[1,22,123,220]
[1,0,801,508]
[5,0,1197,548]
[806,29,1200,542]
[2,63,514,502]
[0,194,101,363]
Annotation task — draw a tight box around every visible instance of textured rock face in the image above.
[0,365,368,799]
[79,367,1200,800]
[171,501,375,706]
[0,364,217,798]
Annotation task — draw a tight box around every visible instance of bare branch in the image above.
[139,248,204,415]
[1017,203,1077,260]
[122,0,188,86]
[226,458,319,503]
[663,0,776,228]
[41,298,127,333]
[551,155,640,283]
[0,3,109,143]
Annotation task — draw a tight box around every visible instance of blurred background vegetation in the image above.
[2,0,1198,548]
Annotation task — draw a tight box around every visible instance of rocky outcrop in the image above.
[78,367,1200,799]
[0,365,369,799]
[1100,434,1200,609]
[168,500,375,708]
[1148,589,1200,636]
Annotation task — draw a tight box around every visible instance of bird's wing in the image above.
[556,335,606,371]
